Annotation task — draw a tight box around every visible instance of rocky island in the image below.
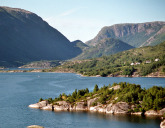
[29,82,165,116]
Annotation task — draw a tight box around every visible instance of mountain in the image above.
[74,38,134,59]
[86,21,165,47]
[71,40,89,51]
[0,6,82,67]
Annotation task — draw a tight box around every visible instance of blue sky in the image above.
[0,0,165,42]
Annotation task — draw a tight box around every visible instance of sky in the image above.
[0,0,165,42]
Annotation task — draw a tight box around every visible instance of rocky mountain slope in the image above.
[74,38,134,59]
[86,21,165,47]
[0,6,82,67]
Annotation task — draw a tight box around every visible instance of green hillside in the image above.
[48,41,165,77]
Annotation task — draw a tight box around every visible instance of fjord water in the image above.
[0,73,164,128]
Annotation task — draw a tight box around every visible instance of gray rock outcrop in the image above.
[27,125,44,128]
[106,102,130,114]
[160,120,165,128]
[29,101,48,109]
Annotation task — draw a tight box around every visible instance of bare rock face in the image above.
[90,105,106,113]
[145,110,159,116]
[106,103,113,114]
[106,102,130,114]
[53,101,71,111]
[160,120,165,128]
[145,108,165,116]
[87,98,98,108]
[75,102,88,111]
[131,112,142,115]
[41,104,53,111]
[160,108,165,115]
[28,101,48,109]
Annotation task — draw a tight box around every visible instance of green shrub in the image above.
[134,108,139,112]
[39,98,43,102]
[91,101,97,106]
[93,84,99,93]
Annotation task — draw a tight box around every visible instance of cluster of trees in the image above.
[140,59,165,76]
[115,83,165,111]
[41,82,165,112]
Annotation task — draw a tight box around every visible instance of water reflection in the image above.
[53,111,161,126]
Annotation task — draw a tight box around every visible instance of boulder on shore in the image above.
[27,125,44,128]
[28,101,48,109]
[106,102,130,114]
[145,110,159,116]
[145,108,165,116]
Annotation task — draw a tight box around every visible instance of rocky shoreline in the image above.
[29,100,165,116]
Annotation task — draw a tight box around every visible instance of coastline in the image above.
[29,100,165,116]
[0,69,165,78]
[0,68,165,78]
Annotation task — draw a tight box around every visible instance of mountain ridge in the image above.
[86,21,165,47]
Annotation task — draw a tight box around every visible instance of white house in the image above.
[130,63,134,65]
[155,58,159,62]
[146,60,151,64]
[135,62,141,65]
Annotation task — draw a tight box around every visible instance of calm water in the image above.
[0,72,164,128]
